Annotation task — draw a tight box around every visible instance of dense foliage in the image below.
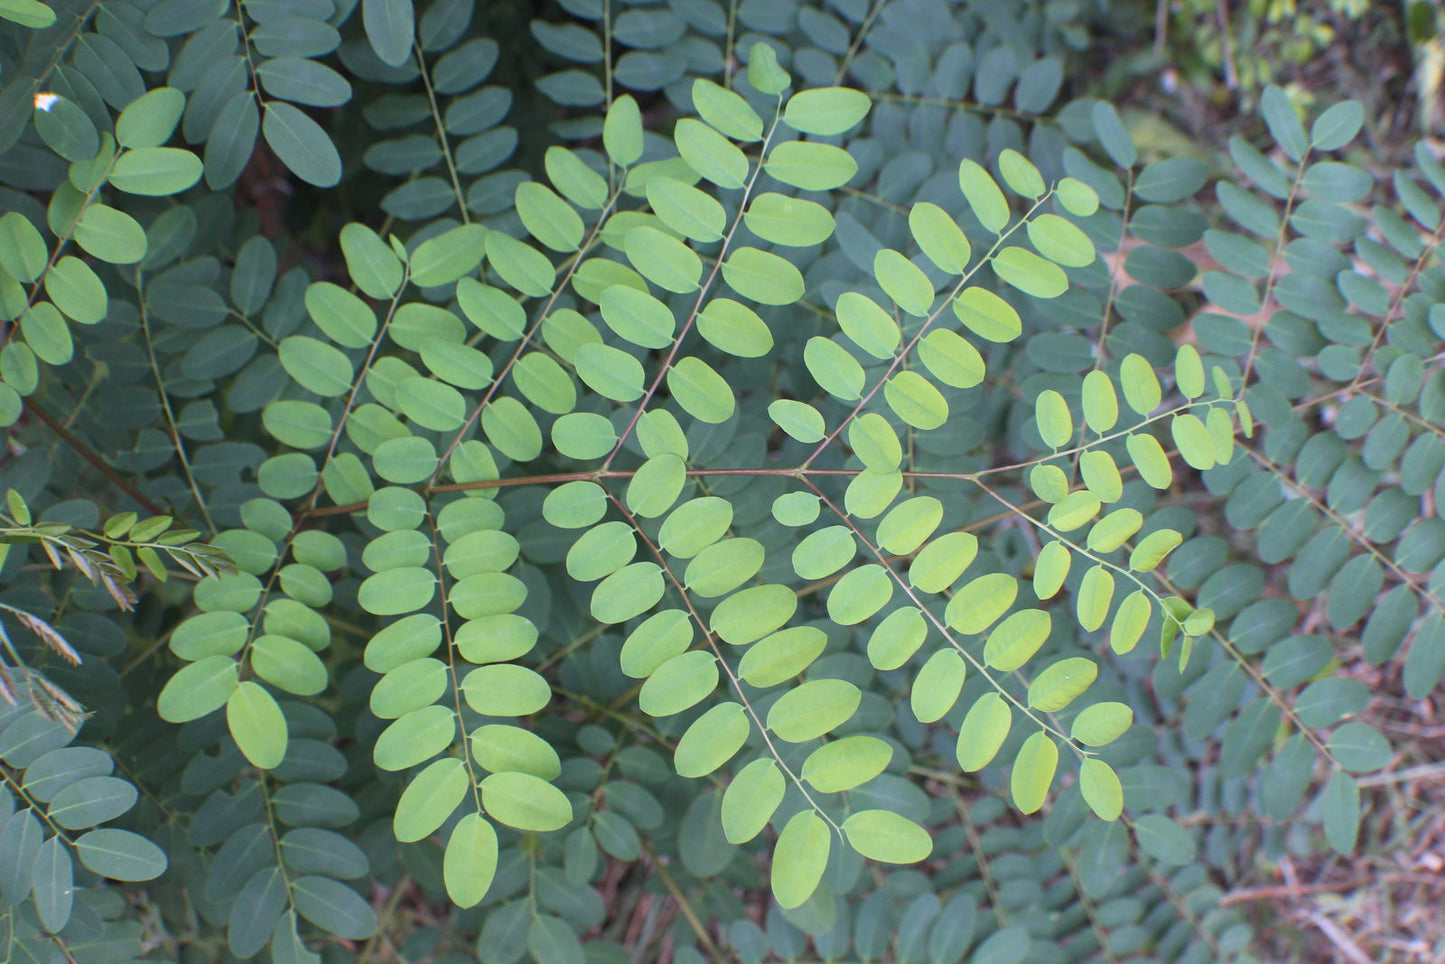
[0,0,1439,962]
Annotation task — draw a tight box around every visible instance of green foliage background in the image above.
[0,0,1439,961]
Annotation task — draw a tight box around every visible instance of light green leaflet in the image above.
[956,692,1011,772]
[1081,369,1118,431]
[566,522,636,582]
[958,159,1010,233]
[1081,450,1123,503]
[307,282,377,348]
[744,193,834,247]
[545,147,609,209]
[997,149,1044,198]
[764,141,858,190]
[109,147,203,195]
[1033,541,1071,599]
[480,772,572,832]
[722,247,804,305]
[771,810,829,909]
[1072,702,1134,746]
[0,211,47,282]
[1046,494,1098,531]
[1120,352,1161,413]
[603,94,643,165]
[911,650,966,723]
[471,725,560,779]
[1035,390,1071,448]
[462,665,551,716]
[782,86,871,136]
[674,117,748,189]
[993,246,1067,298]
[909,202,972,274]
[1172,413,1216,470]
[1131,529,1183,571]
[792,525,855,579]
[673,703,749,778]
[1110,591,1152,654]
[340,222,403,298]
[592,563,665,624]
[1057,176,1100,216]
[659,497,732,558]
[698,298,772,357]
[919,328,988,387]
[1079,759,1123,820]
[984,610,1051,671]
[44,257,106,324]
[1010,731,1058,815]
[485,231,554,296]
[836,292,900,359]
[868,608,927,671]
[1127,432,1173,488]
[667,356,734,423]
[575,343,644,401]
[874,248,934,316]
[945,572,1018,634]
[1173,345,1208,398]
[770,399,826,442]
[444,815,498,908]
[1087,508,1142,552]
[827,564,894,625]
[692,78,763,141]
[890,375,956,432]
[739,627,827,687]
[1027,658,1097,712]
[374,705,455,771]
[876,496,943,554]
[849,413,902,472]
[801,736,892,792]
[226,681,286,769]
[1028,213,1095,267]
[516,182,583,252]
[638,650,717,716]
[805,336,865,399]
[952,286,1020,342]
[684,537,763,595]
[396,760,468,843]
[909,532,978,593]
[766,679,861,741]
[841,810,932,864]
[625,225,702,293]
[619,610,692,679]
[647,177,725,242]
[599,285,676,349]
[721,758,784,844]
[626,454,686,518]
[75,205,147,263]
[157,655,238,722]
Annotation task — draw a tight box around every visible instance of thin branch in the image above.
[21,399,164,516]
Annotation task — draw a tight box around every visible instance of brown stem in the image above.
[20,399,164,516]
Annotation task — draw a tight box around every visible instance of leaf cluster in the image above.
[0,1,1436,963]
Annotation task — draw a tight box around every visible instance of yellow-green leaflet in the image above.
[1036,390,1072,448]
[1027,657,1098,712]
[771,811,830,909]
[1033,541,1072,600]
[1079,759,1124,820]
[1010,731,1058,815]
[801,736,892,792]
[1082,369,1119,431]
[957,693,1012,772]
